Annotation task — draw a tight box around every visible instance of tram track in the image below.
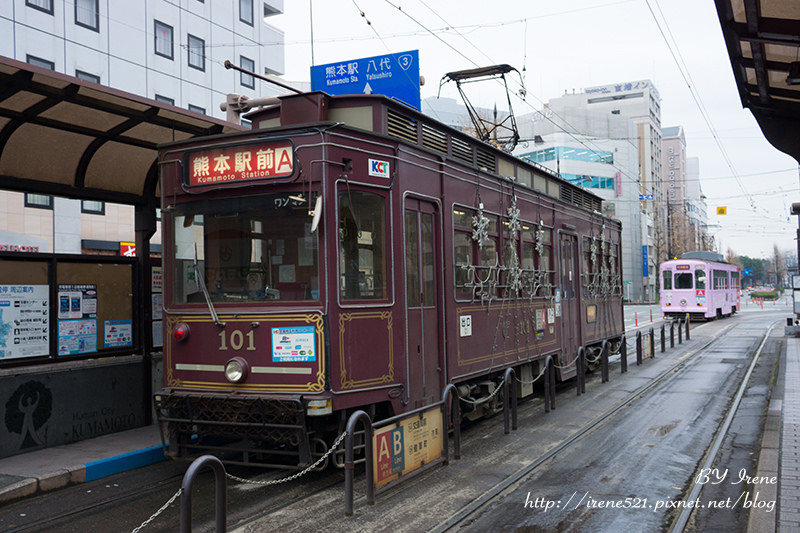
[429,318,774,532]
[668,320,779,532]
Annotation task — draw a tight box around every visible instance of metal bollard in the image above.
[442,384,461,462]
[670,321,675,348]
[636,330,643,365]
[576,346,586,396]
[620,334,628,374]
[649,327,655,359]
[544,356,556,412]
[678,318,683,344]
[181,455,227,533]
[344,411,375,516]
[503,367,518,434]
[660,323,666,353]
[601,339,609,383]
[685,316,690,340]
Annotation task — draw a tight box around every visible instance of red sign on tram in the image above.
[186,141,294,186]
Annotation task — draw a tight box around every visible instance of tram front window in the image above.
[170,193,319,304]
[675,273,693,289]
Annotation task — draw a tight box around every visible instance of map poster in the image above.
[0,285,50,360]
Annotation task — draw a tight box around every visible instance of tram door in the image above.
[559,233,581,375]
[404,198,442,408]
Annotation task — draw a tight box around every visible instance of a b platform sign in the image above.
[373,406,444,488]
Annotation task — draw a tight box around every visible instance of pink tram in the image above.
[660,252,740,321]
[153,91,624,468]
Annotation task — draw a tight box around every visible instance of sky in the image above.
[269,0,800,260]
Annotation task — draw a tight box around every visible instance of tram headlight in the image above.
[173,323,190,342]
[224,357,249,383]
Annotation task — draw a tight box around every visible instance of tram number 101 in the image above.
[219,329,257,351]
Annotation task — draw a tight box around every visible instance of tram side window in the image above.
[713,270,728,290]
[581,237,594,293]
[339,190,387,300]
[695,269,706,290]
[538,227,553,293]
[731,271,740,290]
[453,206,498,299]
[675,273,693,289]
[502,218,528,292]
[662,270,672,290]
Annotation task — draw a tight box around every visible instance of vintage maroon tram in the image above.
[153,92,624,468]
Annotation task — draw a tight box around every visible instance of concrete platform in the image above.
[0,424,164,505]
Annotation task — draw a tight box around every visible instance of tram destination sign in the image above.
[185,140,295,187]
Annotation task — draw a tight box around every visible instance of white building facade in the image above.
[0,0,285,254]
[513,80,663,302]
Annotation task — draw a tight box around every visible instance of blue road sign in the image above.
[310,50,420,110]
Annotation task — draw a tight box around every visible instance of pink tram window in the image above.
[662,269,672,290]
[695,269,707,290]
[675,272,693,289]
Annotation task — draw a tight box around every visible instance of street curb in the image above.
[0,445,166,505]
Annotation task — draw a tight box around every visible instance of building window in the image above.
[26,55,55,70]
[75,0,99,31]
[81,200,105,215]
[76,70,100,84]
[155,94,175,105]
[154,20,174,60]
[240,56,255,89]
[240,0,253,25]
[187,34,205,71]
[188,104,206,115]
[25,194,53,209]
[26,0,53,15]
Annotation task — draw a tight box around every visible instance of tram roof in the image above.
[715,0,800,163]
[0,56,245,206]
[242,91,607,216]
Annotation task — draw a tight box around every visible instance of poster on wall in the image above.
[57,284,97,356]
[152,266,163,348]
[0,284,50,360]
[104,319,133,348]
[58,319,97,355]
[57,285,97,320]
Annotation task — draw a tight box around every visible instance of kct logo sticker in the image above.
[368,159,390,178]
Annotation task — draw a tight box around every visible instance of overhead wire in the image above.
[383,0,646,191]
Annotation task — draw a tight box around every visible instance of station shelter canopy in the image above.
[0,56,244,206]
[715,0,800,163]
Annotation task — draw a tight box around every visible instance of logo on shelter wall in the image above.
[4,380,52,451]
